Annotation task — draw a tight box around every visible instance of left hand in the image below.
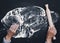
[5,23,19,41]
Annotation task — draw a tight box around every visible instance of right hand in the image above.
[46,26,57,40]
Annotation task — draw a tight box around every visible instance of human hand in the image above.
[45,4,57,43]
[5,23,19,41]
[47,26,57,39]
[46,26,57,41]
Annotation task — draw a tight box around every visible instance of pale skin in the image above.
[5,4,57,43]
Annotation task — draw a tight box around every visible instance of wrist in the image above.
[5,34,12,41]
[46,38,52,43]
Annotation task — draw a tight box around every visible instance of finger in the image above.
[48,26,57,36]
[9,23,19,33]
[10,23,19,30]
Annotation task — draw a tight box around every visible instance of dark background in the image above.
[0,0,60,43]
